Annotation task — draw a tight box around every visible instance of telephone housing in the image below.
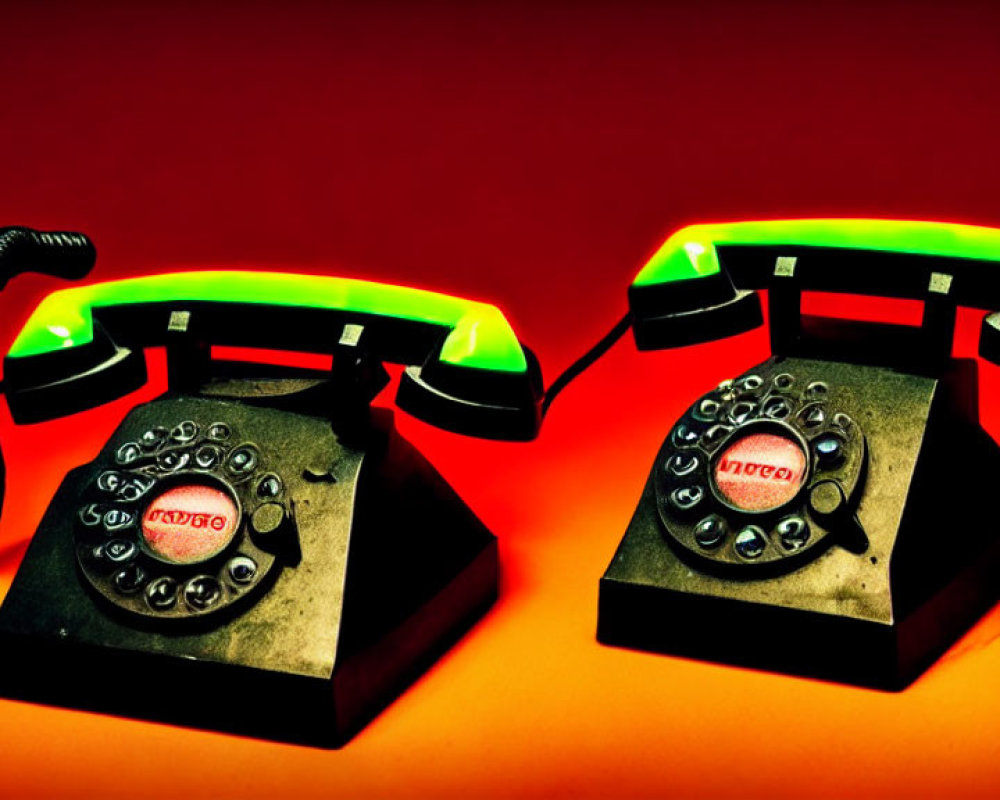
[598,220,1000,689]
[0,268,541,746]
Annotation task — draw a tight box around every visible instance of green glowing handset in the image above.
[4,270,542,439]
[629,218,1000,354]
[0,258,540,747]
[600,218,1000,690]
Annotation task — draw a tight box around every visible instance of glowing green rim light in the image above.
[6,271,528,373]
[632,219,1000,287]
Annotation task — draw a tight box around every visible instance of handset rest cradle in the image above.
[3,272,542,440]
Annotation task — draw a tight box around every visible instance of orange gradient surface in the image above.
[2,2,1000,798]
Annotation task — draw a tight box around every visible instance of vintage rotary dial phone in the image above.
[597,219,1000,688]
[0,264,541,745]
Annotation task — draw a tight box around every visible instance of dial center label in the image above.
[142,484,239,564]
[713,432,806,511]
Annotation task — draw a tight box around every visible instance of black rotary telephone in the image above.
[0,256,541,745]
[596,219,1000,689]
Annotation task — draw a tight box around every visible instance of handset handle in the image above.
[0,227,96,288]
[4,271,542,440]
[629,219,1000,350]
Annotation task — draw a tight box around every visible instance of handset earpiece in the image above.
[0,226,97,519]
[628,224,764,349]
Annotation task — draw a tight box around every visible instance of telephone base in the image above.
[0,396,497,746]
[598,527,1000,690]
[598,356,1000,689]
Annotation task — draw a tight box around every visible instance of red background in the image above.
[2,2,1000,798]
